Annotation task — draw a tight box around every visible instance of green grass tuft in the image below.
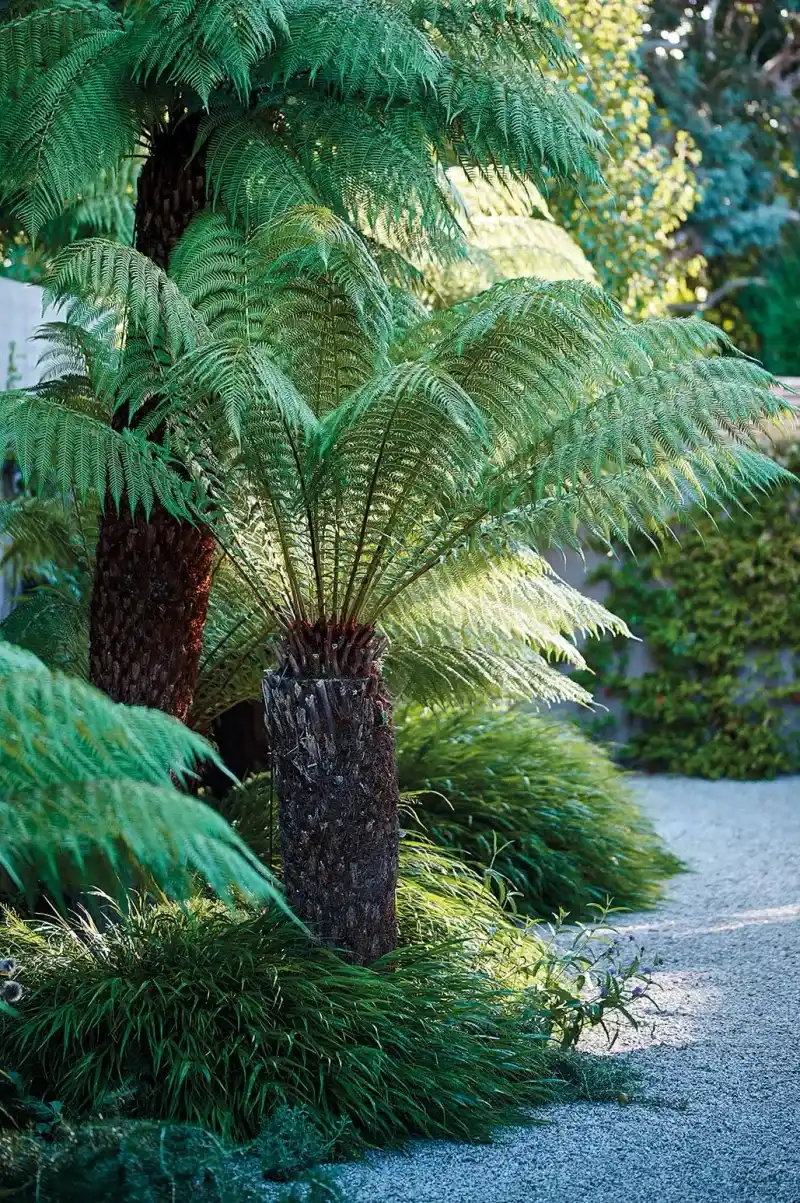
[398,706,682,920]
[0,899,617,1146]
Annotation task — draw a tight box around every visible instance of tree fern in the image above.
[0,642,283,905]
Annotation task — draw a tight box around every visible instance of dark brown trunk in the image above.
[89,116,214,720]
[263,623,400,964]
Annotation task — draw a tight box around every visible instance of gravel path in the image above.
[335,775,800,1203]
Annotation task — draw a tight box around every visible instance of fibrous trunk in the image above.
[89,117,214,720]
[263,622,400,965]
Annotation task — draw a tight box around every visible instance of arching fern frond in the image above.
[0,389,200,518]
[264,0,442,102]
[0,643,284,905]
[0,0,120,98]
[44,240,207,355]
[0,27,141,239]
[200,111,320,232]
[127,0,288,104]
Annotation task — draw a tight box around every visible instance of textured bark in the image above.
[89,117,214,720]
[263,624,400,964]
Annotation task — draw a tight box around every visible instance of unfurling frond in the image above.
[44,240,207,355]
[0,643,284,905]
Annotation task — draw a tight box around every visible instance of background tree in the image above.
[550,0,704,317]
[0,0,604,719]
[643,0,800,363]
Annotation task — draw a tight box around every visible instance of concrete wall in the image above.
[0,277,49,618]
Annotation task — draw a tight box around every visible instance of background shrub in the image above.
[577,443,800,779]
[398,707,681,920]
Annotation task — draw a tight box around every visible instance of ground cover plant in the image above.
[398,706,682,919]
[0,894,643,1146]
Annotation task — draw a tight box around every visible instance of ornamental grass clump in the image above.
[0,884,646,1146]
[0,900,570,1144]
[398,706,682,920]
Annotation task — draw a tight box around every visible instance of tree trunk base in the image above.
[263,671,399,965]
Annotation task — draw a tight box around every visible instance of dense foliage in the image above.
[551,0,703,317]
[0,890,643,1145]
[644,0,800,365]
[0,642,281,905]
[398,706,681,919]
[577,445,800,779]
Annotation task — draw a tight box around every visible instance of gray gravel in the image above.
[334,775,800,1203]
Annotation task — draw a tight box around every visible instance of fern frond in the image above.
[385,640,593,709]
[381,545,625,707]
[264,0,442,102]
[44,240,207,355]
[40,158,139,246]
[0,494,96,577]
[0,643,283,905]
[0,389,199,517]
[200,111,320,232]
[0,578,90,680]
[0,0,120,98]
[424,166,596,307]
[0,27,141,239]
[127,0,288,104]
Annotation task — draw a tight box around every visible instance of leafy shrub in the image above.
[0,1120,253,1203]
[577,444,800,779]
[255,1105,345,1182]
[0,894,644,1147]
[397,707,681,920]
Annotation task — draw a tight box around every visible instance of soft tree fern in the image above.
[0,203,791,961]
[0,642,282,907]
[0,0,605,718]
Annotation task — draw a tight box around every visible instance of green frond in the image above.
[265,0,442,102]
[404,0,578,72]
[169,210,263,338]
[0,643,283,905]
[190,557,276,729]
[0,388,199,518]
[127,0,288,104]
[40,158,139,246]
[0,27,141,240]
[275,95,467,263]
[385,640,593,709]
[0,0,120,99]
[424,166,596,307]
[44,239,207,355]
[171,339,316,444]
[200,111,320,232]
[0,494,96,578]
[0,577,90,679]
[381,546,626,707]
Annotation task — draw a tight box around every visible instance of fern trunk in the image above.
[89,117,215,720]
[263,623,400,964]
